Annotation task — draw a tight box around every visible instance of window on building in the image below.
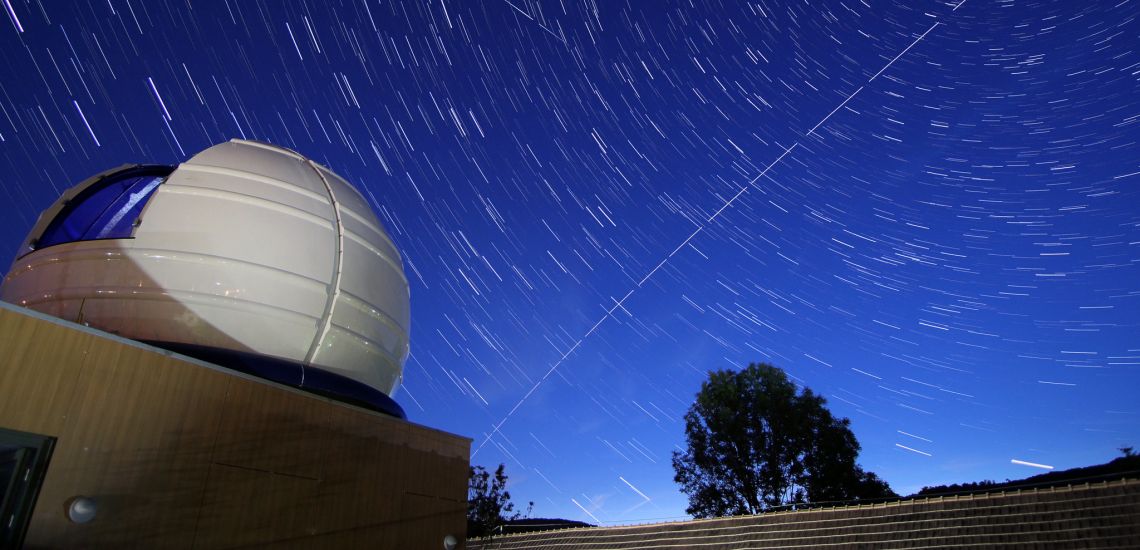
[0,428,55,548]
[36,165,174,249]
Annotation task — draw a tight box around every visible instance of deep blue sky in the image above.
[2,0,1138,524]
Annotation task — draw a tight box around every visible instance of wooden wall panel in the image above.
[0,308,91,435]
[0,303,470,549]
[193,463,321,548]
[26,338,230,548]
[310,423,398,534]
[209,380,331,480]
[398,492,467,549]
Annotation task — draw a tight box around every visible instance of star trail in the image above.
[1,0,1138,524]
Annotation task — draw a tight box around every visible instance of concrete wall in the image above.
[471,478,1140,549]
[0,302,470,549]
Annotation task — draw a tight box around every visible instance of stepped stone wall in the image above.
[470,478,1140,549]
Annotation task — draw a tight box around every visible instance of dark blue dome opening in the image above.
[36,165,174,250]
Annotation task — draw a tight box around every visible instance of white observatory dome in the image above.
[1,140,410,417]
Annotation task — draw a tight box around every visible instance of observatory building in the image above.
[3,139,411,417]
[0,140,469,548]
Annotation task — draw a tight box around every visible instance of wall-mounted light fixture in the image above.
[66,496,97,524]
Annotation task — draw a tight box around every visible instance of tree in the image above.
[467,463,531,538]
[672,363,895,518]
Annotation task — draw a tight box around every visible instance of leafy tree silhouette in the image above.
[467,463,531,539]
[673,363,894,518]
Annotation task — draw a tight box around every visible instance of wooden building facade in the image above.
[0,301,470,548]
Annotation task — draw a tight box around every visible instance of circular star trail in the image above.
[1,0,1137,524]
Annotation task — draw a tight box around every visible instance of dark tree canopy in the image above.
[672,363,895,518]
[467,464,531,538]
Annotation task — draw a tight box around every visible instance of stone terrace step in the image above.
[469,478,1140,550]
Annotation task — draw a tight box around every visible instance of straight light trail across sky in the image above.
[73,100,100,147]
[896,443,933,457]
[3,0,1135,527]
[620,476,652,502]
[501,0,566,44]
[1011,459,1054,470]
[469,6,965,457]
[807,19,942,136]
[571,497,603,524]
[148,77,173,121]
[2,0,24,33]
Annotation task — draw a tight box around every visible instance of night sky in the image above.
[2,0,1139,525]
